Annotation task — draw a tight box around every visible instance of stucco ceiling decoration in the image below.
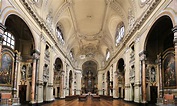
[20,0,162,69]
[72,0,106,36]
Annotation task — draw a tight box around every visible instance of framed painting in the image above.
[0,52,13,86]
[163,50,176,88]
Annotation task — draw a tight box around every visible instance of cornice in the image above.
[102,0,161,70]
[123,0,161,44]
[20,0,78,69]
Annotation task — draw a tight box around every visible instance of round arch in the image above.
[142,13,175,101]
[1,8,38,50]
[142,10,177,51]
[81,59,99,70]
[54,57,63,71]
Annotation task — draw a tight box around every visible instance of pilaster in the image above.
[36,34,46,103]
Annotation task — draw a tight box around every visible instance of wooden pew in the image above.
[91,95,100,101]
[100,95,113,101]
[65,95,79,101]
[79,95,87,101]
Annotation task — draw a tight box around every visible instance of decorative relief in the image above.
[139,0,151,7]
[128,9,135,32]
[46,9,53,31]
[129,65,135,83]
[43,64,49,82]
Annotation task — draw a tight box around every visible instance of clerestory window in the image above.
[115,23,125,46]
[56,26,64,44]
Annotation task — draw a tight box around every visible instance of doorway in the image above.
[119,87,121,98]
[19,85,27,104]
[57,87,60,97]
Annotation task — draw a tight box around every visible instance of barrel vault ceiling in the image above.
[23,0,157,69]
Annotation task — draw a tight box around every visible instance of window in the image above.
[115,23,125,46]
[70,50,74,60]
[3,31,15,49]
[106,49,110,61]
[56,26,64,44]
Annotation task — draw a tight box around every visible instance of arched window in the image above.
[56,26,64,44]
[115,23,125,46]
[3,31,15,49]
[106,49,110,61]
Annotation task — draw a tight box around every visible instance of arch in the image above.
[117,58,125,72]
[144,15,173,63]
[143,13,174,101]
[54,57,63,71]
[108,16,122,44]
[1,8,38,50]
[81,59,99,70]
[82,60,98,74]
[116,58,125,99]
[55,17,73,44]
[3,13,36,103]
[142,10,177,51]
[5,14,35,53]
[81,60,98,94]
[53,55,64,68]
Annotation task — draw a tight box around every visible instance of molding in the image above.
[20,0,78,70]
[54,2,71,23]
[21,0,161,71]
[102,0,161,70]
[172,25,177,33]
[0,23,6,31]
[110,1,126,21]
[123,0,161,45]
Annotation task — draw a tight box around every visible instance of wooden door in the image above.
[150,86,157,103]
[19,85,26,104]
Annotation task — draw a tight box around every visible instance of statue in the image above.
[21,65,26,80]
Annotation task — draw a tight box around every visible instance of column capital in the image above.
[32,49,40,60]
[139,50,147,61]
[172,26,177,33]
[40,34,46,43]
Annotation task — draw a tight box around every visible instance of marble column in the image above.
[30,52,40,104]
[0,23,6,67]
[139,51,146,103]
[13,50,20,98]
